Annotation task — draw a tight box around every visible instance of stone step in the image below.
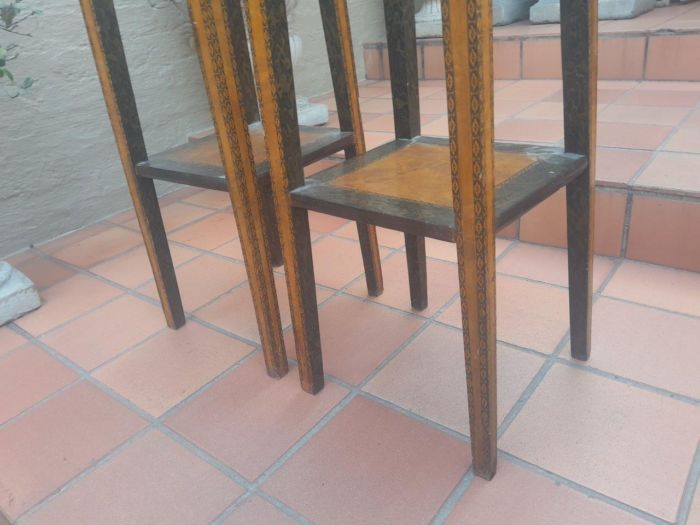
[363,3,700,82]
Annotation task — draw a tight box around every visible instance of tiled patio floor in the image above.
[2,78,700,524]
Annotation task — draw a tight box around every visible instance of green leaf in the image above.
[20,76,31,89]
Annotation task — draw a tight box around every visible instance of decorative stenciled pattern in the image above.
[190,0,288,377]
[441,0,497,478]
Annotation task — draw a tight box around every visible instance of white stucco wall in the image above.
[0,0,386,258]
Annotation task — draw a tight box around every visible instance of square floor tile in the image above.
[365,324,543,435]
[333,223,406,249]
[123,202,212,233]
[0,344,77,424]
[497,242,615,290]
[439,275,570,353]
[50,227,143,269]
[566,297,700,399]
[10,254,76,291]
[616,89,700,107]
[307,211,348,234]
[20,430,242,525]
[195,273,333,344]
[664,126,700,154]
[635,151,700,194]
[168,354,348,480]
[500,364,700,521]
[423,239,511,264]
[138,254,248,312]
[446,460,647,525]
[495,119,563,143]
[14,275,122,336]
[283,295,424,385]
[347,251,459,317]
[596,147,652,185]
[603,260,700,317]
[91,243,199,289]
[311,236,389,290]
[0,382,146,520]
[221,496,297,525]
[496,80,562,101]
[0,327,27,358]
[169,213,238,250]
[597,122,673,150]
[41,295,166,371]
[264,396,469,525]
[598,104,690,126]
[37,224,111,256]
[182,189,232,210]
[94,322,251,417]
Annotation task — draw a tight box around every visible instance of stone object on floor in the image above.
[0,262,41,326]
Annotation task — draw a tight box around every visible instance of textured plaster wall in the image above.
[0,0,386,258]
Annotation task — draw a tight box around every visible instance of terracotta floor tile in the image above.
[169,212,238,250]
[603,260,700,316]
[497,242,615,290]
[0,327,27,358]
[424,238,512,264]
[516,101,563,120]
[94,322,251,417]
[0,344,77,424]
[182,189,232,210]
[91,243,199,289]
[364,131,394,150]
[365,324,542,435]
[221,497,297,525]
[138,254,247,312]
[494,99,535,122]
[359,97,395,114]
[196,273,332,343]
[10,254,75,291]
[616,89,700,107]
[689,483,700,525]
[635,151,700,193]
[596,147,652,185]
[212,238,246,260]
[264,396,469,525]
[496,80,562,101]
[495,119,563,143]
[283,294,423,385]
[41,295,165,371]
[21,430,241,525]
[0,382,146,520]
[636,80,700,91]
[168,354,348,480]
[311,236,389,290]
[597,122,673,150]
[37,224,111,255]
[50,227,143,269]
[664,126,700,154]
[123,202,212,233]
[347,251,459,317]
[500,364,700,521]
[599,104,691,126]
[446,460,647,525]
[307,211,348,233]
[334,223,406,249]
[440,275,570,353]
[421,116,449,137]
[14,275,122,336]
[565,298,700,399]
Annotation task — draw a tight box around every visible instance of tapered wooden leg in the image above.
[357,223,384,297]
[456,239,498,480]
[133,177,186,329]
[566,171,594,361]
[287,208,324,393]
[261,189,284,267]
[404,233,428,311]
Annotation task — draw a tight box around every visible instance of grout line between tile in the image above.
[429,469,475,525]
[676,442,700,525]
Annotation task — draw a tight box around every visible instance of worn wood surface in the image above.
[562,0,598,361]
[291,138,586,241]
[188,0,288,378]
[80,0,185,329]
